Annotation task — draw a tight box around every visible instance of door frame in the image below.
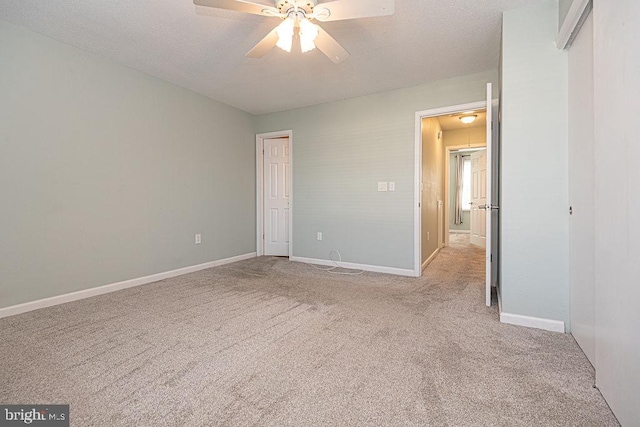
[414,101,486,277]
[256,130,293,257]
[443,144,486,247]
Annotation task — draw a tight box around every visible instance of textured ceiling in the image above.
[0,0,540,114]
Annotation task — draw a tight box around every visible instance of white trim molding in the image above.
[557,0,592,50]
[500,312,565,333]
[290,256,416,277]
[422,248,440,270]
[0,252,257,319]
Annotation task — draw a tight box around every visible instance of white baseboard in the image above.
[449,230,470,234]
[422,248,440,270]
[500,312,565,333]
[290,256,416,277]
[0,252,257,319]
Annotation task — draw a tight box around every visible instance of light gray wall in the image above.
[568,12,595,365]
[0,19,256,309]
[593,0,640,424]
[500,1,570,328]
[254,71,497,270]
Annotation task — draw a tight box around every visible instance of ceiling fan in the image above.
[194,0,395,63]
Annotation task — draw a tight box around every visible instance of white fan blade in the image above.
[193,0,278,17]
[246,27,279,58]
[315,26,350,64]
[313,0,394,22]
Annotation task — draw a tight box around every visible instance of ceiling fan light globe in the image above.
[276,17,295,52]
[299,18,319,41]
[299,18,319,53]
[276,37,293,52]
[300,39,316,53]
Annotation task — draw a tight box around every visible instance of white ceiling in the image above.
[0,0,540,114]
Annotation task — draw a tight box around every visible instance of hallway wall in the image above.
[421,117,444,264]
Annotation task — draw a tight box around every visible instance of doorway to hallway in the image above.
[414,83,499,306]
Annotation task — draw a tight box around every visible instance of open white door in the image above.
[485,83,499,306]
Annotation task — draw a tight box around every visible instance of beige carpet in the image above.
[449,232,471,246]
[0,243,618,426]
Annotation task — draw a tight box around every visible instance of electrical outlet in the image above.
[195,234,201,244]
[378,182,388,192]
[317,232,323,241]
[388,182,395,191]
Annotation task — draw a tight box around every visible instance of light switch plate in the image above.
[388,182,395,191]
[378,182,388,192]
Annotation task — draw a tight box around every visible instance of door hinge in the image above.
[491,254,493,262]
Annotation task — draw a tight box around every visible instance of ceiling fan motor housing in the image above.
[276,0,317,16]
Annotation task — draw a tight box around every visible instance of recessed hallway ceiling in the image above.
[438,111,487,131]
[0,0,541,114]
